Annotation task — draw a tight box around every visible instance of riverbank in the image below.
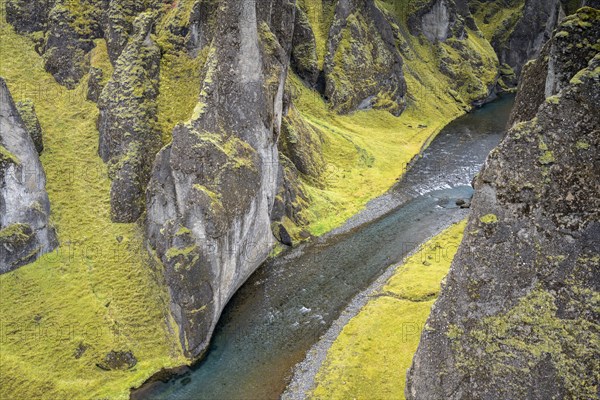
[283,220,468,399]
[130,92,514,400]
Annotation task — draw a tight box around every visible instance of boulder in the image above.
[0,78,57,273]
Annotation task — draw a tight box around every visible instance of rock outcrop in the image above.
[510,6,600,125]
[145,0,290,359]
[0,78,57,273]
[5,0,56,33]
[290,4,320,88]
[15,99,44,154]
[470,0,564,84]
[42,0,103,89]
[97,12,162,223]
[408,0,471,41]
[323,0,407,115]
[6,0,160,88]
[406,7,599,399]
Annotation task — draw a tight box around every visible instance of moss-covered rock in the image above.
[0,78,57,273]
[323,0,407,116]
[279,105,326,178]
[15,99,43,154]
[146,0,291,359]
[510,7,600,125]
[291,4,320,87]
[470,0,563,81]
[42,0,99,88]
[86,66,104,103]
[103,0,162,63]
[407,16,600,399]
[5,0,56,33]
[98,12,162,222]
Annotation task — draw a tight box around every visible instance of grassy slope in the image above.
[311,220,467,399]
[0,22,184,400]
[295,2,498,235]
[469,0,525,42]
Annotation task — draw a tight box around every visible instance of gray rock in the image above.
[145,0,291,359]
[409,0,469,41]
[291,5,320,87]
[510,6,600,126]
[98,12,161,223]
[323,0,407,116]
[5,0,56,33]
[42,2,97,89]
[96,350,137,371]
[472,0,564,79]
[15,99,43,154]
[86,67,104,103]
[0,78,57,273]
[406,8,600,399]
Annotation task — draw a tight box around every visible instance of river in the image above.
[133,94,515,400]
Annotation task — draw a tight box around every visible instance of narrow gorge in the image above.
[0,1,597,399]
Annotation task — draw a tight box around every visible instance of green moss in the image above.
[90,39,113,86]
[0,143,20,165]
[0,223,31,242]
[175,226,192,236]
[447,324,464,340]
[166,245,197,260]
[469,0,525,44]
[155,41,207,144]
[193,184,222,204]
[297,0,337,69]
[312,221,467,399]
[451,287,599,398]
[539,150,555,165]
[575,140,590,150]
[0,21,184,400]
[480,214,498,224]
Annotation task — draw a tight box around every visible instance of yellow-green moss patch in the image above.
[0,22,184,400]
[480,213,498,224]
[311,220,467,399]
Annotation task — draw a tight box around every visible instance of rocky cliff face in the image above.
[406,7,599,399]
[0,78,57,273]
[97,12,162,222]
[408,0,472,41]
[145,0,289,359]
[322,0,407,115]
[470,0,565,87]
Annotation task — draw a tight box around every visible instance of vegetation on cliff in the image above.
[0,21,184,400]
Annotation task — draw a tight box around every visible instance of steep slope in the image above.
[469,0,564,88]
[406,7,599,399]
[0,78,57,272]
[0,22,184,400]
